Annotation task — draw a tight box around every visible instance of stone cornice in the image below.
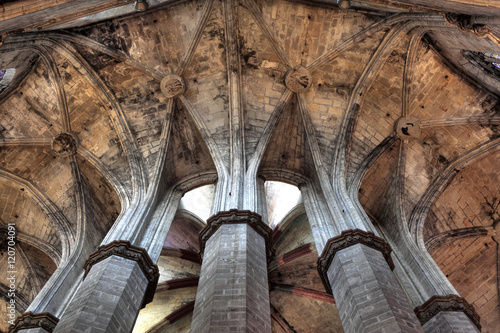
[414,295,481,331]
[199,209,273,259]
[317,229,394,294]
[9,312,59,333]
[83,240,159,308]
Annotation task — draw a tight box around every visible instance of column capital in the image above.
[83,240,159,308]
[414,295,481,331]
[199,209,273,258]
[317,229,394,294]
[9,312,59,333]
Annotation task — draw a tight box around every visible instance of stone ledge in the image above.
[199,209,273,259]
[83,240,159,308]
[9,312,59,333]
[414,295,481,331]
[317,229,394,294]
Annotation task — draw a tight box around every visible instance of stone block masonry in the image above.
[318,229,424,333]
[191,210,272,333]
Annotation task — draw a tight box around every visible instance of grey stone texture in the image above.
[53,255,148,333]
[423,311,480,333]
[191,223,271,333]
[17,329,50,333]
[327,243,424,333]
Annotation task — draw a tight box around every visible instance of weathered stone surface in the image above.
[326,243,424,333]
[54,256,149,333]
[414,294,481,332]
[192,221,271,333]
[9,312,58,333]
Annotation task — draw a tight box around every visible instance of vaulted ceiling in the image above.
[0,0,500,332]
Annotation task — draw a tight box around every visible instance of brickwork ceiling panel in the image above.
[359,140,400,222]
[162,101,217,187]
[164,218,202,252]
[409,39,493,120]
[424,149,500,239]
[431,236,499,332]
[254,0,377,67]
[0,59,60,139]
[0,146,78,228]
[0,182,62,255]
[238,4,288,162]
[260,96,315,177]
[274,213,315,257]
[2,1,500,332]
[270,292,344,333]
[73,0,205,73]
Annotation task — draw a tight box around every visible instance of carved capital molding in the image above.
[9,312,59,333]
[83,240,159,308]
[317,229,394,294]
[414,295,481,331]
[444,13,491,38]
[199,209,273,259]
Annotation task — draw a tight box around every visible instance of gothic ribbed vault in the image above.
[0,0,499,332]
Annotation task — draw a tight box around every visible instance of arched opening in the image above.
[264,180,302,228]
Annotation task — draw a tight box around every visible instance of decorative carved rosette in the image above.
[317,229,394,294]
[51,132,78,157]
[444,12,491,39]
[199,209,273,259]
[9,312,59,333]
[160,74,185,98]
[285,66,312,93]
[395,116,421,140]
[414,295,481,331]
[83,240,159,308]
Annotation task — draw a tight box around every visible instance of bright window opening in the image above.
[179,184,215,222]
[265,181,302,228]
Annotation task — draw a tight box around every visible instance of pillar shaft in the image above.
[52,242,158,333]
[191,210,272,333]
[318,229,424,333]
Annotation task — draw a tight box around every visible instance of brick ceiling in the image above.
[1,0,500,332]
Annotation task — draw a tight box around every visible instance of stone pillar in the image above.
[317,229,424,333]
[52,241,159,333]
[191,210,272,333]
[414,295,481,333]
[9,312,59,333]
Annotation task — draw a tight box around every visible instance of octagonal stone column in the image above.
[52,241,159,333]
[191,210,272,333]
[317,229,424,333]
[414,295,481,333]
